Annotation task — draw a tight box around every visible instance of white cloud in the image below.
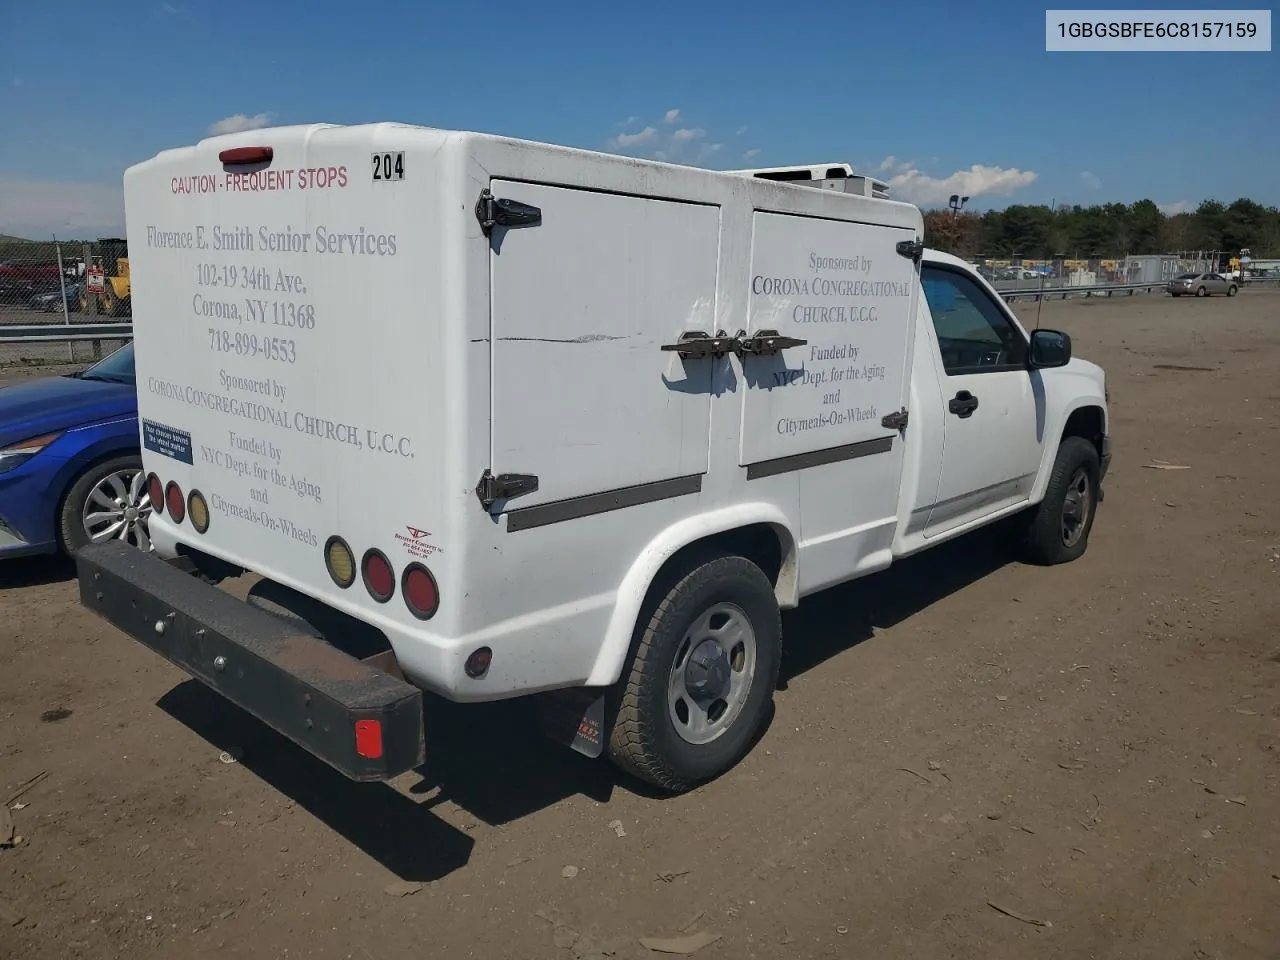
[605,114,741,168]
[743,148,762,161]
[1159,200,1193,215]
[735,125,749,136]
[876,155,899,172]
[886,162,1038,206]
[207,112,275,136]
[609,126,658,148]
[0,177,124,239]
[160,2,178,12]
[1079,171,1102,190]
[617,115,640,127]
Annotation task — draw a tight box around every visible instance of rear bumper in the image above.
[76,541,425,782]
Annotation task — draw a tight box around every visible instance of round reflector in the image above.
[401,563,440,620]
[361,549,395,603]
[324,536,356,589]
[165,481,185,524]
[464,647,493,679]
[146,473,164,516]
[187,490,210,534]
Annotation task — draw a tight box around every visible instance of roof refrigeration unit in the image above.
[728,162,890,199]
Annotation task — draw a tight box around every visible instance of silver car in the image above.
[1167,272,1238,297]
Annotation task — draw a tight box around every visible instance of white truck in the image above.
[77,124,1110,794]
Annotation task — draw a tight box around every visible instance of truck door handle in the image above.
[732,329,808,357]
[948,390,979,418]
[660,331,736,359]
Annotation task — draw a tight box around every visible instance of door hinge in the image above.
[660,330,737,359]
[475,469,539,509]
[881,407,909,432]
[733,328,808,358]
[475,188,543,237]
[895,238,924,263]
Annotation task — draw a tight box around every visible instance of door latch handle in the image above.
[660,330,736,359]
[732,329,809,358]
[948,390,979,418]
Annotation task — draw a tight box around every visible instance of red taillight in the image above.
[165,481,185,524]
[219,145,273,166]
[401,564,440,621]
[464,647,493,679]
[146,473,164,515]
[361,549,394,603]
[354,719,383,759]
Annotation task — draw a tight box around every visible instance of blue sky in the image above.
[2,0,1276,238]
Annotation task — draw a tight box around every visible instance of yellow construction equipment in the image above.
[81,237,131,317]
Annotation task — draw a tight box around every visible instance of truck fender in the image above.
[1029,394,1107,503]
[584,503,798,688]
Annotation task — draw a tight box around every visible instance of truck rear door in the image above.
[485,181,720,524]
[737,213,919,589]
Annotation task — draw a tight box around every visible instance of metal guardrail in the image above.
[996,277,1280,302]
[995,280,1169,301]
[0,322,133,344]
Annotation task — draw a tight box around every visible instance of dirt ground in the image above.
[3,290,1279,960]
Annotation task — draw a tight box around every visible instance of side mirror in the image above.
[1028,329,1072,368]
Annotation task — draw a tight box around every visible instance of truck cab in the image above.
[77,123,1108,797]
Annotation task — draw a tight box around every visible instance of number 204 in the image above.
[372,151,405,182]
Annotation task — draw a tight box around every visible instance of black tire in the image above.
[57,454,147,554]
[1170,292,1181,298]
[1227,285,1238,297]
[1196,285,1207,297]
[607,553,782,793]
[1022,436,1100,565]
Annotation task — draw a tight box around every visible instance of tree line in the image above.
[922,198,1280,260]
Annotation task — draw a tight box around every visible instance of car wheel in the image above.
[58,455,154,555]
[607,553,782,793]
[1227,285,1238,297]
[1021,437,1100,566]
[1196,285,1207,297]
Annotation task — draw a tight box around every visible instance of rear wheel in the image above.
[607,553,781,793]
[1227,284,1238,297]
[1021,437,1100,565]
[58,455,153,554]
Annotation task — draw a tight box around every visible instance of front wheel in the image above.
[58,455,154,555]
[607,554,782,793]
[1021,437,1100,565]
[1196,285,1207,297]
[1227,284,1238,297]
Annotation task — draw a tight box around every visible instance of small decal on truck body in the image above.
[142,418,194,465]
[394,525,441,559]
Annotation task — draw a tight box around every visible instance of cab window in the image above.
[921,265,1028,375]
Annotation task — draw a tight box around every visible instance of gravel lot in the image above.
[2,291,1278,960]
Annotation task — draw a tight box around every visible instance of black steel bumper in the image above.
[76,542,425,782]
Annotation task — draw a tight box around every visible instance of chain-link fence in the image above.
[0,237,131,365]
[966,251,1231,291]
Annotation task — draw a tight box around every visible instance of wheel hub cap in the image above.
[82,469,154,552]
[684,640,731,702]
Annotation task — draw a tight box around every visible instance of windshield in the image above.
[79,341,135,384]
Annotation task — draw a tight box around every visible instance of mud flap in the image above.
[535,687,608,759]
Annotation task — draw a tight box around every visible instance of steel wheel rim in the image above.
[82,468,154,552]
[667,602,757,746]
[1060,466,1091,547]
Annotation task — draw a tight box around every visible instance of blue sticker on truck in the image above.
[142,418,194,465]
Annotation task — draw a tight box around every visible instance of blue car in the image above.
[0,342,151,558]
